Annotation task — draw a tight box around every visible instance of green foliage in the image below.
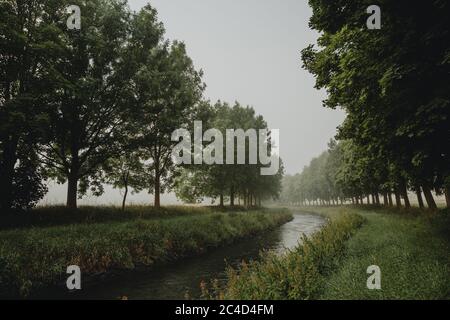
[1,1,204,210]
[0,207,292,298]
[0,0,61,210]
[280,141,343,206]
[206,212,364,299]
[103,152,147,210]
[174,101,284,206]
[301,0,450,209]
[128,17,204,206]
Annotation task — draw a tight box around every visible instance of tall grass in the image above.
[316,207,450,299]
[0,209,292,298]
[0,205,213,230]
[204,212,365,299]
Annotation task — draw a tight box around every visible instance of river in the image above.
[50,212,325,300]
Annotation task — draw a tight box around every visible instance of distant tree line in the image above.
[281,139,445,208]
[294,0,449,209]
[0,0,282,211]
[173,101,283,207]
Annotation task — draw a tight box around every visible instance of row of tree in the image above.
[173,101,283,207]
[282,139,447,209]
[293,0,449,209]
[0,0,282,211]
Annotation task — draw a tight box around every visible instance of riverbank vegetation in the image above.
[203,211,365,299]
[0,205,212,230]
[0,206,291,298]
[309,206,450,299]
[210,206,450,300]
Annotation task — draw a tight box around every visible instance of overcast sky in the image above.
[41,0,345,206]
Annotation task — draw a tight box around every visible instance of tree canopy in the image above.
[297,0,449,209]
[0,1,283,211]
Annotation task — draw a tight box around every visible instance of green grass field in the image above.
[216,206,450,300]
[312,206,450,299]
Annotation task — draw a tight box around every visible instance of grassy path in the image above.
[307,206,450,299]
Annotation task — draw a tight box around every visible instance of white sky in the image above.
[41,0,345,206]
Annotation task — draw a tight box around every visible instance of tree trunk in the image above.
[67,173,78,209]
[383,192,388,206]
[367,195,370,205]
[0,136,19,211]
[154,171,161,208]
[400,182,411,209]
[371,194,376,204]
[122,185,128,211]
[230,186,235,206]
[219,194,224,207]
[444,186,450,208]
[394,190,401,208]
[388,192,393,206]
[415,185,424,209]
[422,185,437,210]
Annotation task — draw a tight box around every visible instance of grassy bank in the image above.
[0,207,292,298]
[213,206,450,300]
[205,212,365,299]
[309,206,450,299]
[0,205,214,230]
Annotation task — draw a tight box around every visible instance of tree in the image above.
[174,101,283,207]
[0,0,64,211]
[301,0,450,209]
[104,152,146,210]
[131,38,204,207]
[40,0,137,208]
